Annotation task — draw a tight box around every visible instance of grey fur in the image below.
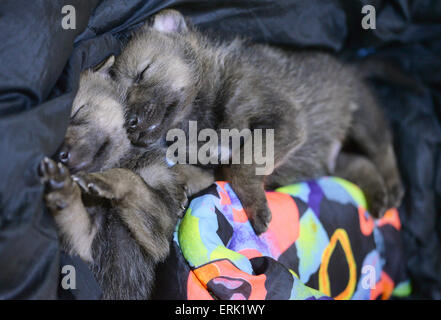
[114,10,403,234]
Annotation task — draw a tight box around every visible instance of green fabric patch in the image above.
[392,280,412,297]
[178,208,208,267]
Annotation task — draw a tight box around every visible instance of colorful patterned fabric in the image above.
[171,177,410,300]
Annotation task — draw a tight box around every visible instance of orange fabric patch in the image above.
[233,207,248,223]
[187,271,214,300]
[377,208,401,230]
[194,259,267,300]
[265,191,300,252]
[370,271,395,300]
[358,206,375,236]
[239,248,263,259]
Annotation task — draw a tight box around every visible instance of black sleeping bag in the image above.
[0,0,440,299]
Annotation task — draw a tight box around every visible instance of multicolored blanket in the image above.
[153,177,410,300]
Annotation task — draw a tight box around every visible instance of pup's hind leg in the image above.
[334,152,388,217]
[39,158,97,262]
[222,163,271,235]
[349,88,404,209]
[222,120,307,235]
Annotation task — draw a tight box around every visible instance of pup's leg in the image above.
[73,168,178,262]
[222,163,271,235]
[349,87,404,209]
[173,165,215,196]
[132,148,192,217]
[220,106,307,235]
[334,152,388,217]
[39,157,97,262]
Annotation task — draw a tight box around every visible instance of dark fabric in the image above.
[57,254,102,300]
[0,0,440,299]
[151,242,192,300]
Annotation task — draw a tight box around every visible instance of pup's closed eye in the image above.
[135,64,151,84]
[71,104,86,120]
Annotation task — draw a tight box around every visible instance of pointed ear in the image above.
[152,9,187,33]
[93,55,115,75]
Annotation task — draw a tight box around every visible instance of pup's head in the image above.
[57,56,131,173]
[114,10,201,147]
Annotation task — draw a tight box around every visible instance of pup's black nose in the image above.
[58,149,70,165]
[128,116,139,129]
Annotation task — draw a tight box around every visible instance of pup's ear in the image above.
[152,9,187,33]
[93,55,115,75]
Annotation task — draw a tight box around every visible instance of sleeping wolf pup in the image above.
[41,58,203,299]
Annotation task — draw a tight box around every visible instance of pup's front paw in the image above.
[72,173,116,200]
[367,186,388,218]
[387,181,404,210]
[39,157,77,211]
[245,203,272,235]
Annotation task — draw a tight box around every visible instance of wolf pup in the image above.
[40,57,203,299]
[114,10,403,234]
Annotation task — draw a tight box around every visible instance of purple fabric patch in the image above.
[307,181,323,217]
